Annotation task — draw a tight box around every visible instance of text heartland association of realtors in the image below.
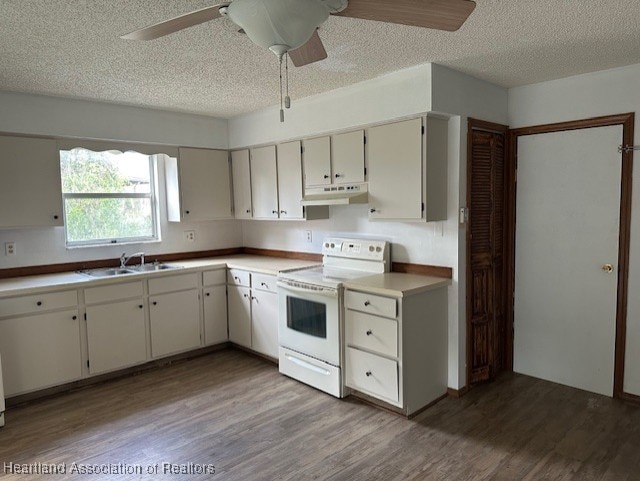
[3,461,216,475]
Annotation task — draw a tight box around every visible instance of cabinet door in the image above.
[203,285,228,345]
[276,141,304,220]
[250,146,279,219]
[228,285,252,348]
[303,136,331,187]
[86,299,147,375]
[177,148,232,221]
[0,136,63,228]
[368,118,423,220]
[0,310,81,396]
[332,130,365,184]
[231,149,253,219]
[251,288,279,359]
[150,289,201,358]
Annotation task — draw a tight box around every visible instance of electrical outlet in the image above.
[5,241,16,256]
[184,230,195,243]
[304,230,312,243]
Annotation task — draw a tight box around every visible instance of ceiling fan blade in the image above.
[121,3,230,40]
[335,0,476,32]
[289,31,328,67]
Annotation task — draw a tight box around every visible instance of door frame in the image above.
[466,118,509,388]
[506,112,635,400]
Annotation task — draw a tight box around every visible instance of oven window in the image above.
[286,297,327,339]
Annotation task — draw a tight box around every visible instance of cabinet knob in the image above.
[243,293,249,298]
[365,371,372,377]
[335,173,342,178]
[280,210,287,214]
[323,174,330,179]
[366,329,373,336]
[251,296,257,301]
[153,301,158,306]
[370,208,376,213]
[72,315,77,320]
[139,305,144,309]
[205,292,211,297]
[261,282,268,287]
[53,215,59,220]
[185,210,190,215]
[364,301,371,306]
[234,276,240,281]
[246,209,251,214]
[37,301,43,306]
[272,210,279,215]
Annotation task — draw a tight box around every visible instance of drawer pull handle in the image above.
[37,301,43,306]
[364,301,371,306]
[366,329,373,336]
[365,371,372,377]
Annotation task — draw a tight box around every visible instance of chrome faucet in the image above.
[120,251,145,268]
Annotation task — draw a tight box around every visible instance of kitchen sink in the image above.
[128,263,179,272]
[80,267,136,277]
[79,263,179,277]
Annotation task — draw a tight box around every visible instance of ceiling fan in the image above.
[122,0,476,121]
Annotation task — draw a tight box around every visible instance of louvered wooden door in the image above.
[467,127,506,384]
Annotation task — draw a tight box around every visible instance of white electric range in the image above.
[277,237,390,397]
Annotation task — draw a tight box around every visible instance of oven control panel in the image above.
[322,237,389,262]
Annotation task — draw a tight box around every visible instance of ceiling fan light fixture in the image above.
[226,0,330,55]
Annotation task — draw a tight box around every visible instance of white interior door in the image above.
[514,125,622,396]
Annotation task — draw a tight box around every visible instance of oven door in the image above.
[277,280,340,367]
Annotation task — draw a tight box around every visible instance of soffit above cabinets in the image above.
[1,1,640,118]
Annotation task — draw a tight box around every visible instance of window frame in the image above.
[61,151,161,248]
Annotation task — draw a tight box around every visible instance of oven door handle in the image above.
[276,281,339,298]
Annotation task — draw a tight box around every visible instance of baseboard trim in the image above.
[447,386,469,398]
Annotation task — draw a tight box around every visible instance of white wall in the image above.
[231,63,508,390]
[0,92,241,269]
[509,63,640,396]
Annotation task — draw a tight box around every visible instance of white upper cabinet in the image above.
[276,141,304,220]
[367,117,447,222]
[302,131,365,188]
[250,145,279,219]
[303,136,331,187]
[166,147,233,222]
[332,130,365,185]
[0,135,63,228]
[231,149,253,219]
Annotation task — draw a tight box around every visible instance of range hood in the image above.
[301,184,368,206]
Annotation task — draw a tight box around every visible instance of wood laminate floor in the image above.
[1,348,639,480]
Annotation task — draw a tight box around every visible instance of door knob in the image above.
[602,264,614,274]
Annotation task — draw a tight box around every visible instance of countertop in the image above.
[0,255,320,299]
[344,272,451,297]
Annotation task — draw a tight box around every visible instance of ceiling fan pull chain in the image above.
[279,53,285,122]
[285,53,291,109]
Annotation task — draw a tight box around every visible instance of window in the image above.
[60,148,160,247]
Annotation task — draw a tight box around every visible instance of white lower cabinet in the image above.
[85,281,147,375]
[0,305,82,397]
[86,300,147,375]
[227,271,279,358]
[344,285,447,416]
[251,275,278,359]
[228,285,252,348]
[203,269,228,345]
[150,289,201,358]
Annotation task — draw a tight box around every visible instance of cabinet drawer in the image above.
[0,290,78,318]
[148,273,199,295]
[252,273,277,293]
[345,290,397,319]
[346,347,399,404]
[85,281,143,305]
[228,269,250,287]
[346,310,398,358]
[203,268,226,286]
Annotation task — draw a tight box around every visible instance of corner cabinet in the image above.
[231,149,253,219]
[367,117,447,222]
[166,147,233,222]
[0,135,64,228]
[344,283,448,416]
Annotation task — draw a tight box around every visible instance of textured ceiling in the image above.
[1,1,640,118]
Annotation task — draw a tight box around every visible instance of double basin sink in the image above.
[79,263,179,278]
